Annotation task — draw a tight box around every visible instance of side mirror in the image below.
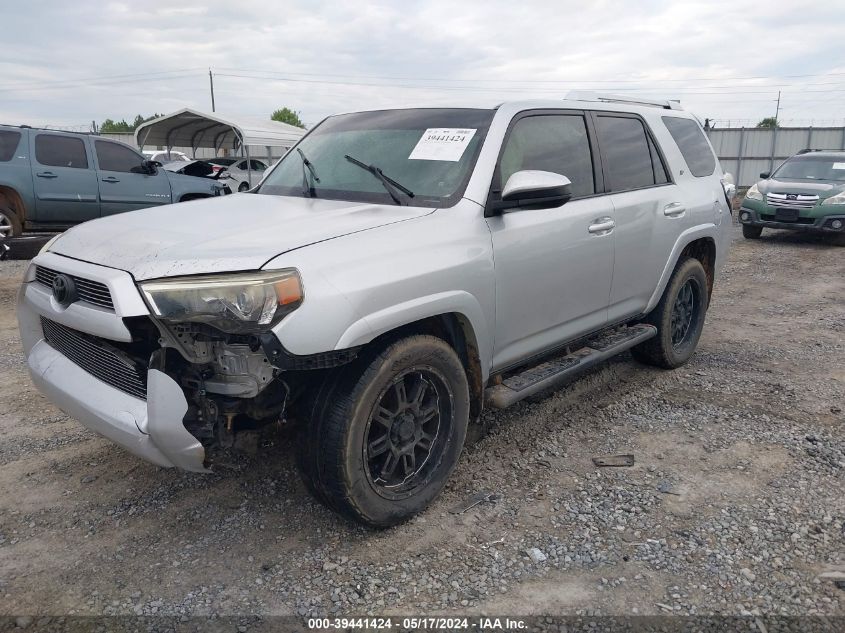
[142,159,160,174]
[759,171,770,179]
[490,170,573,214]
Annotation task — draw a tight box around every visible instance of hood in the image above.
[758,178,845,197]
[51,193,434,280]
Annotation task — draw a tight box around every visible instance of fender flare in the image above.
[644,223,719,314]
[0,184,27,221]
[334,290,493,382]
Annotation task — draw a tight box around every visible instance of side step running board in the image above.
[484,324,657,409]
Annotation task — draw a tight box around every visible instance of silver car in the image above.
[18,94,731,527]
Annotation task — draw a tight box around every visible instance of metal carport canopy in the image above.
[134,108,305,155]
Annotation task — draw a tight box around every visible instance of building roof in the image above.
[134,108,305,151]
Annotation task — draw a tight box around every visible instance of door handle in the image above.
[101,177,120,183]
[588,217,615,235]
[663,202,686,218]
[36,171,57,179]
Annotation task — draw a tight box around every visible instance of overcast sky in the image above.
[3,0,844,130]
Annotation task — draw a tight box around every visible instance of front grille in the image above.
[40,317,147,400]
[35,266,114,310]
[766,192,819,209]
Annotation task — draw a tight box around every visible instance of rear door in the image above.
[592,113,688,322]
[486,110,614,370]
[94,139,172,217]
[30,132,99,224]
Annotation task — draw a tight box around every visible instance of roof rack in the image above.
[796,148,845,155]
[564,91,684,111]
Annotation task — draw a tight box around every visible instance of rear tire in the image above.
[632,257,709,369]
[296,335,470,528]
[0,205,22,238]
[238,182,249,192]
[742,224,763,239]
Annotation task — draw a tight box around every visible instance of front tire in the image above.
[297,335,470,528]
[742,224,763,239]
[238,182,250,192]
[632,257,709,369]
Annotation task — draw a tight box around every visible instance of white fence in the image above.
[707,127,845,186]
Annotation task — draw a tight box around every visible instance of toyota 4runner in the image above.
[18,94,732,527]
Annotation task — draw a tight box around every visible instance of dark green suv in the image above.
[738,149,845,241]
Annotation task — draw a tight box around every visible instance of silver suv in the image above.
[18,93,732,527]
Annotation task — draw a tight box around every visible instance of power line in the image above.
[213,72,845,97]
[0,73,202,93]
[3,68,202,90]
[216,66,845,84]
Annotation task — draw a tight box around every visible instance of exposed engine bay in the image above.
[121,316,357,460]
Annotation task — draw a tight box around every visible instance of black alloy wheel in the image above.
[363,369,452,499]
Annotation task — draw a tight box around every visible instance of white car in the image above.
[143,150,190,164]
[210,158,268,191]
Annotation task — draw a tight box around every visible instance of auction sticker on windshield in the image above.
[833,162,845,170]
[409,128,477,162]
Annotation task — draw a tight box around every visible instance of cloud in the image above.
[2,0,845,129]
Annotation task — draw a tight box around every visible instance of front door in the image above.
[486,111,614,370]
[93,139,172,216]
[30,132,99,224]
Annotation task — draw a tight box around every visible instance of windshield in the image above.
[773,156,845,181]
[258,108,494,207]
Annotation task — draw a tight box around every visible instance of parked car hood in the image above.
[50,194,435,280]
[758,178,845,197]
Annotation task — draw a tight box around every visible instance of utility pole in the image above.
[769,91,781,173]
[209,68,216,112]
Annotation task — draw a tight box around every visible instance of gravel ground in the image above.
[0,224,842,623]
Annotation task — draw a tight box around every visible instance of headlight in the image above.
[821,193,845,206]
[745,184,763,201]
[140,269,303,334]
[38,234,62,256]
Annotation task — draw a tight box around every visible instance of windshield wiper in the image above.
[297,148,320,197]
[343,154,414,205]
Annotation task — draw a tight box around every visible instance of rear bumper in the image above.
[738,207,845,233]
[17,254,207,472]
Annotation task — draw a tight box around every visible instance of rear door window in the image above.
[95,140,145,173]
[35,134,89,169]
[0,130,21,162]
[594,115,657,191]
[498,114,596,197]
[662,116,716,177]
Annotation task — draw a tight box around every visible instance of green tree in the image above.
[756,117,779,128]
[99,114,161,134]
[271,107,305,128]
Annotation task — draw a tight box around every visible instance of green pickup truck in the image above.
[0,125,229,237]
[738,149,845,242]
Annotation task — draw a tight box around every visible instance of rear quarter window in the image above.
[662,116,716,177]
[0,130,22,162]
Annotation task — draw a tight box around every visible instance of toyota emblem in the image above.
[51,274,77,307]
[787,194,798,200]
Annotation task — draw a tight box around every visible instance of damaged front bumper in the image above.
[17,252,208,472]
[27,340,207,471]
